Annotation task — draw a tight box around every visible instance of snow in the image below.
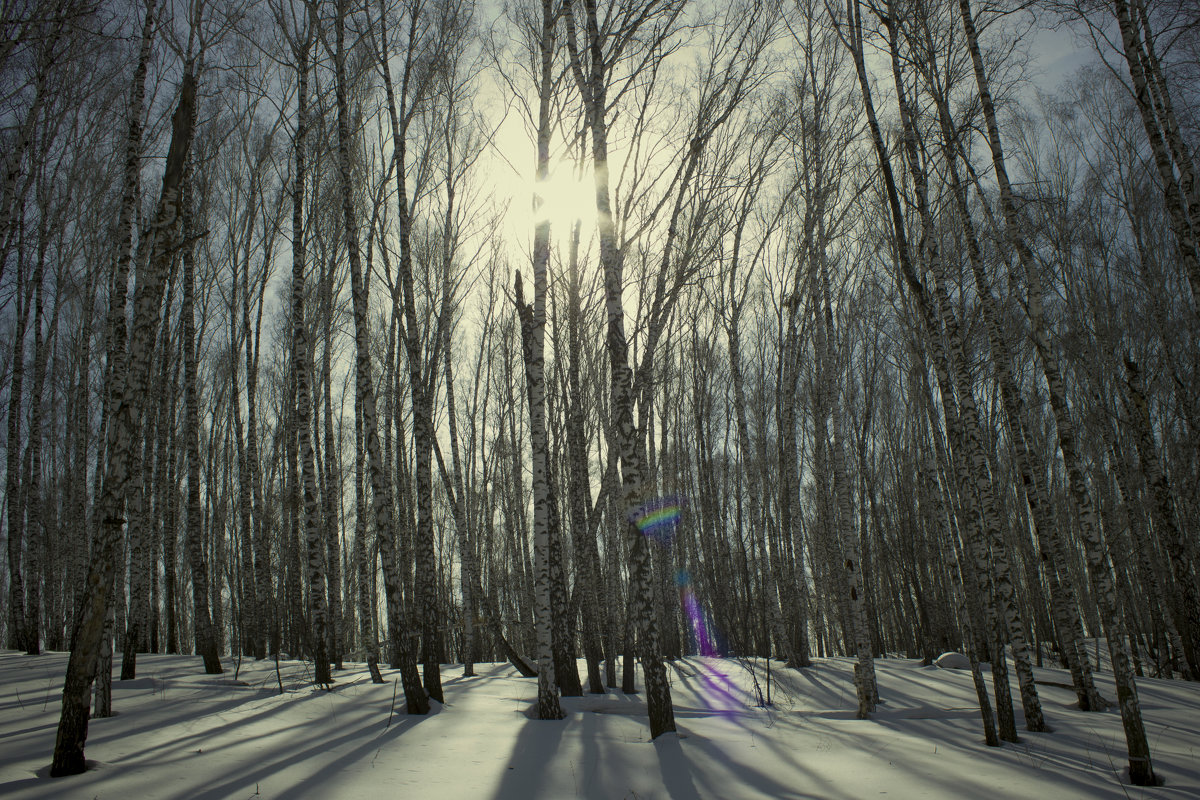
[933,652,971,670]
[2,650,1198,798]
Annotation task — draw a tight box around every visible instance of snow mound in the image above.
[934,652,971,670]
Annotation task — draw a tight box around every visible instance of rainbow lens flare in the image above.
[630,495,728,660]
[627,495,684,542]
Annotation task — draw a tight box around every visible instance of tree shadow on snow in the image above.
[187,697,441,799]
[491,706,569,799]
[653,733,702,800]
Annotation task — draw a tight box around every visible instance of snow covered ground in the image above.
[1,650,1197,799]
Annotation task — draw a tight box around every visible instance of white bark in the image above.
[52,45,197,774]
[958,0,1155,780]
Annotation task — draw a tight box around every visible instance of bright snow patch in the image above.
[1,650,1198,798]
[934,652,971,670]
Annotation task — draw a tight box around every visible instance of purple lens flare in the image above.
[629,496,731,663]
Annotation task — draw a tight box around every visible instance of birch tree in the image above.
[960,0,1157,780]
[51,14,199,771]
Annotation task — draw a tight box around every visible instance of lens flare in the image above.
[692,656,746,715]
[629,496,730,660]
[681,583,718,657]
[627,495,684,542]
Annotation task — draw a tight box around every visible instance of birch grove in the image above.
[0,0,1195,782]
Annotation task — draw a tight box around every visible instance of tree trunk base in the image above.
[367,654,385,684]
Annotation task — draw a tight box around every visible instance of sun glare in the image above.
[530,166,596,239]
[489,111,598,248]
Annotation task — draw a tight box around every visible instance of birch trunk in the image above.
[842,0,1014,742]
[563,0,677,739]
[21,238,49,650]
[245,231,269,660]
[777,297,811,668]
[566,233,604,693]
[818,252,876,717]
[183,185,222,676]
[341,0,426,711]
[1106,446,1183,677]
[51,48,196,775]
[122,278,174,678]
[881,8,1042,733]
[164,364,181,656]
[1123,359,1200,678]
[322,270,342,671]
[93,602,117,717]
[1110,0,1200,308]
[924,442,999,746]
[230,249,258,657]
[230,277,251,657]
[958,0,1155,780]
[443,344,476,677]
[5,259,31,652]
[64,261,98,652]
[286,13,329,687]
[924,71,1104,710]
[375,0,443,704]
[352,390,382,681]
[516,271,563,720]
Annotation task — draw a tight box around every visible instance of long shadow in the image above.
[2,659,418,795]
[187,701,440,799]
[491,711,569,799]
[787,662,852,707]
[0,774,50,797]
[103,657,422,749]
[11,654,1194,799]
[439,661,516,688]
[654,734,702,800]
[0,722,57,742]
[26,694,386,799]
[679,657,1044,797]
[867,714,1133,799]
[435,665,524,706]
[86,682,328,762]
[568,659,828,800]
[0,674,312,792]
[666,726,832,799]
[577,706,608,795]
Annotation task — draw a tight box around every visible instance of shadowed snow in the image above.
[1,649,1197,799]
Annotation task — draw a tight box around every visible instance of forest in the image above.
[1,0,1198,794]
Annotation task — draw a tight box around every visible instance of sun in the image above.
[529,164,596,239]
[486,112,598,252]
